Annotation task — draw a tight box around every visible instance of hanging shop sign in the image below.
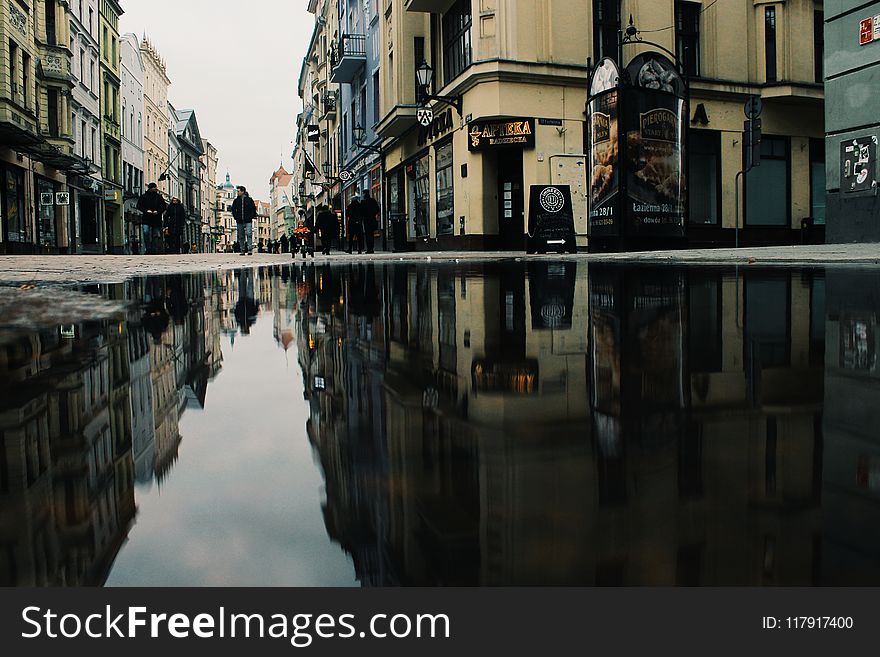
[841,136,878,193]
[527,185,577,253]
[587,53,688,247]
[307,125,321,142]
[468,118,535,151]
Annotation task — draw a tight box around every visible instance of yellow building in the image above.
[99,0,124,252]
[1,0,88,254]
[359,0,825,251]
[141,37,170,194]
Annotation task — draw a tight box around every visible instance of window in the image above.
[81,119,87,157]
[9,41,17,103]
[688,274,722,373]
[91,127,96,162]
[745,276,790,368]
[765,7,777,82]
[442,0,472,85]
[90,60,95,91]
[814,10,823,83]
[372,71,380,123]
[47,89,59,137]
[675,1,701,77]
[45,0,57,46]
[21,52,29,109]
[411,154,430,238]
[436,141,454,236]
[746,137,789,226]
[89,8,94,36]
[594,0,620,63]
[810,139,826,225]
[103,26,109,59]
[688,130,720,225]
[414,36,425,99]
[80,49,85,83]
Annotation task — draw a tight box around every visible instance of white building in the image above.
[166,101,182,204]
[120,33,145,253]
[68,0,104,253]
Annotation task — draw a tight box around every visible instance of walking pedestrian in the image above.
[163,197,187,255]
[361,190,380,254]
[280,233,289,254]
[346,196,364,254]
[231,185,257,255]
[316,204,338,255]
[136,183,167,254]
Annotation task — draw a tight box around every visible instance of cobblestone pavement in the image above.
[0,243,878,284]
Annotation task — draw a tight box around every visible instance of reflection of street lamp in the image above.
[416,60,462,115]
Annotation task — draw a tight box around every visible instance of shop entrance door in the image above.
[498,150,525,250]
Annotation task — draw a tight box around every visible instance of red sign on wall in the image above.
[860,17,874,46]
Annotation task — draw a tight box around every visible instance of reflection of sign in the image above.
[314,376,326,390]
[40,193,54,206]
[841,315,875,370]
[55,191,70,206]
[468,118,535,151]
[472,360,539,395]
[417,107,434,127]
[529,262,577,330]
[841,136,878,193]
[307,125,320,142]
[528,185,576,253]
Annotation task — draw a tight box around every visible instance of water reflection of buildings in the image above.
[0,273,225,585]
[297,262,839,586]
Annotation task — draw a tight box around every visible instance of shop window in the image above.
[765,7,777,83]
[745,137,789,227]
[593,0,620,63]
[810,138,826,225]
[688,130,720,225]
[675,1,701,78]
[410,155,430,239]
[442,0,472,85]
[435,141,454,236]
[3,167,26,243]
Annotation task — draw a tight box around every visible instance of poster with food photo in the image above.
[589,90,620,236]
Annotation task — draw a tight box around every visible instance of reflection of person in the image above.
[233,269,260,335]
[136,183,167,254]
[361,190,380,254]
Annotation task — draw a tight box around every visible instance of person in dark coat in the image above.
[346,197,364,254]
[280,233,289,254]
[136,183,167,254]
[316,204,338,256]
[361,190,380,254]
[163,197,187,254]
[230,185,257,255]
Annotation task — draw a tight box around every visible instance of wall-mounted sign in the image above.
[538,118,563,126]
[40,193,54,206]
[468,118,535,151]
[417,107,434,127]
[307,125,320,142]
[55,191,70,206]
[841,136,878,193]
[860,16,880,45]
[104,189,121,202]
[417,108,453,146]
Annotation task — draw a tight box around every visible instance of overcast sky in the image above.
[121,1,313,202]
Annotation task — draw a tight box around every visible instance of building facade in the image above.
[141,37,169,193]
[120,32,144,253]
[201,140,218,251]
[171,108,204,252]
[824,1,880,243]
[99,0,124,253]
[68,0,105,254]
[293,0,826,251]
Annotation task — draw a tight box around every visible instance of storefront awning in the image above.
[10,134,96,175]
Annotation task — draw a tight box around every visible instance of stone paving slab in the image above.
[0,243,878,284]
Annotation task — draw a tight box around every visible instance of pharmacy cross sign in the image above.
[417,107,434,127]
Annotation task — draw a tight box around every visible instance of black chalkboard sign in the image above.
[527,185,577,254]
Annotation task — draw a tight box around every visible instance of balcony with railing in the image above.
[321,90,337,119]
[330,34,367,84]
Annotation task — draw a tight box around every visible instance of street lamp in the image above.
[353,123,382,154]
[415,60,462,115]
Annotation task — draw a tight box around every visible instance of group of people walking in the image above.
[136,183,191,255]
[296,190,381,258]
